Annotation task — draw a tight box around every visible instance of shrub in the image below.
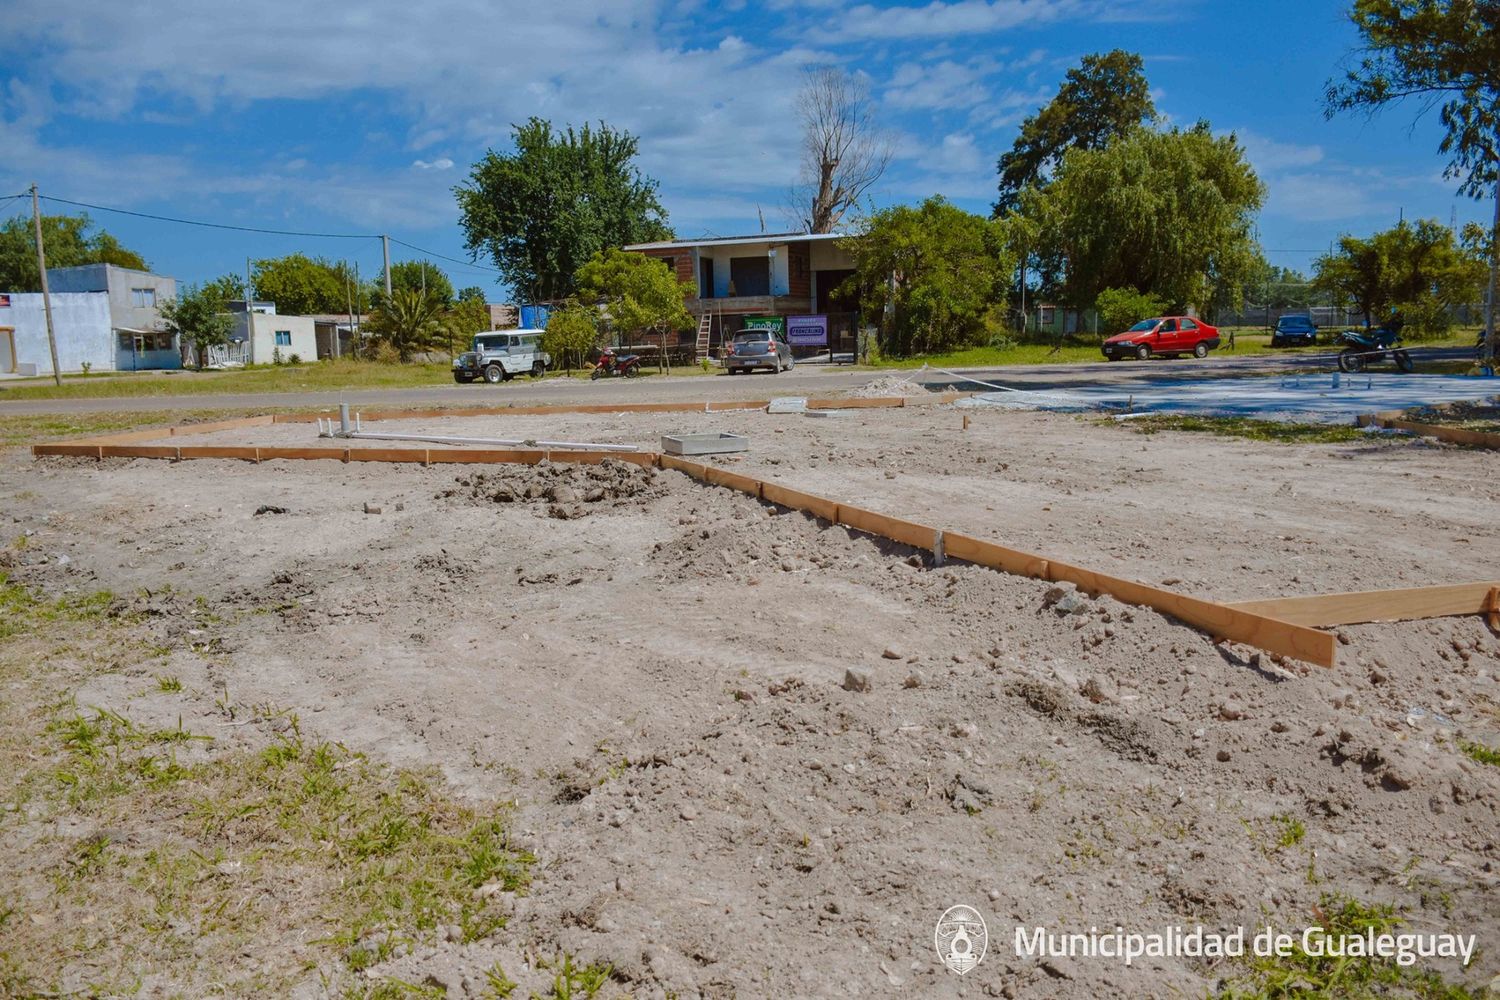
[287,353,303,365]
[1095,287,1168,336]
[1395,295,1453,341]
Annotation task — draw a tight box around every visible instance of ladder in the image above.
[694,311,713,362]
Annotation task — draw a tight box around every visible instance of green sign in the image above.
[743,315,785,336]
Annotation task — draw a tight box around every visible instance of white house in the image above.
[0,263,182,374]
[225,301,318,365]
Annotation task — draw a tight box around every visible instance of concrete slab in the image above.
[956,373,1500,423]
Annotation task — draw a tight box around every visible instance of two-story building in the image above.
[622,232,860,361]
[0,263,180,374]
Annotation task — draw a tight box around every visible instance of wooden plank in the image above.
[658,455,710,481]
[99,445,180,460]
[425,448,545,465]
[941,532,1051,579]
[175,446,264,461]
[833,503,936,551]
[1383,418,1500,450]
[257,446,365,462]
[1225,582,1500,627]
[702,465,764,497]
[1046,559,1336,667]
[345,448,433,464]
[757,481,839,523]
[808,396,904,410]
[1487,587,1499,631]
[31,443,104,458]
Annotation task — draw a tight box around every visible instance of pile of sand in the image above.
[849,374,932,398]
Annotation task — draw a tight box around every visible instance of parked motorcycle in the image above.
[590,347,642,380]
[1336,326,1414,373]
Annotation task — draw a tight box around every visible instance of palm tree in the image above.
[367,288,444,361]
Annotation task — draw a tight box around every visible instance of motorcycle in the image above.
[1335,326,1414,374]
[590,348,642,380]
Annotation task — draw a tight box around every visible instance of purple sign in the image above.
[787,314,827,347]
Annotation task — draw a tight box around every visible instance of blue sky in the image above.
[2,0,1490,301]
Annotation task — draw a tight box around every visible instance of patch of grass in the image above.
[1459,740,1500,767]
[0,408,262,448]
[1216,895,1484,999]
[0,575,114,640]
[0,572,534,997]
[156,675,182,693]
[1116,414,1373,445]
[532,954,614,999]
[1273,814,1307,849]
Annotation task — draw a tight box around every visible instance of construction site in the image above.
[4,381,1500,999]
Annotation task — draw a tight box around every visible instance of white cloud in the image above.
[1233,129,1325,171]
[884,58,1002,111]
[412,158,454,171]
[815,0,1173,41]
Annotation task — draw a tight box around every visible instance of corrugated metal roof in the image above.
[622,232,850,251]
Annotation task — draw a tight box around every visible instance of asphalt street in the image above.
[0,346,1476,416]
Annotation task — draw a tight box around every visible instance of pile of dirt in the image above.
[442,458,669,519]
[848,374,932,398]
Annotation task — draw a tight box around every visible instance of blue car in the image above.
[1270,315,1317,347]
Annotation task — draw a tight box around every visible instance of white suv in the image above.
[453,329,551,383]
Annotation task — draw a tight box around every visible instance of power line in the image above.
[387,237,501,275]
[38,194,379,240]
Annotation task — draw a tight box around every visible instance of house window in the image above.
[274,331,292,346]
[131,287,156,308]
[728,257,770,297]
[1039,306,1055,325]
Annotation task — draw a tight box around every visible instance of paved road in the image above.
[0,346,1475,416]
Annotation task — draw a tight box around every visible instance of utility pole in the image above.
[1483,176,1498,367]
[245,257,255,366]
[30,184,62,386]
[382,235,393,301]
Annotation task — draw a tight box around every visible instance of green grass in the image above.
[1459,740,1500,767]
[0,570,534,997]
[0,408,264,448]
[1216,895,1484,999]
[0,359,461,400]
[1114,414,1374,445]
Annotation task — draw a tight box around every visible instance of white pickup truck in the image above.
[453,329,551,383]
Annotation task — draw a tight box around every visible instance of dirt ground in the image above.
[3,402,1499,998]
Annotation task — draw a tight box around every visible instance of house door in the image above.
[700,258,714,299]
[0,328,13,373]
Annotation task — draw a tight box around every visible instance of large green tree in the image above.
[1326,0,1500,357]
[1326,0,1499,197]
[1017,124,1265,317]
[841,197,1011,357]
[455,118,672,304]
[993,50,1155,216]
[1313,219,1485,334]
[371,260,454,311]
[251,254,348,315]
[576,249,692,339]
[0,213,149,291]
[158,283,234,369]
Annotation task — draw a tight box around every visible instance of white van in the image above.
[453,329,551,383]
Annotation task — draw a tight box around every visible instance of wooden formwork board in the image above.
[36,397,1497,669]
[1356,413,1500,449]
[1226,582,1500,627]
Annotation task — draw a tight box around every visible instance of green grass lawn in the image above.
[0,409,282,448]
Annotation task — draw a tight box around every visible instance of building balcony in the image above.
[687,295,812,316]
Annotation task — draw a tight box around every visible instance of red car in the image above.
[1101,316,1221,361]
